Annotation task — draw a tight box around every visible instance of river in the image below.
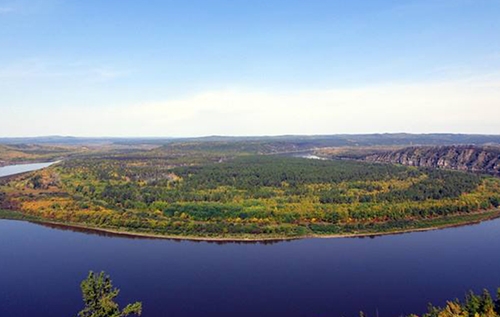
[1,162,500,317]
[0,161,58,178]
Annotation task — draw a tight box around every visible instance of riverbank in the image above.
[2,208,500,242]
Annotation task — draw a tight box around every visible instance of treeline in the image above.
[409,288,500,317]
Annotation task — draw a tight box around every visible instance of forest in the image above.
[1,143,500,240]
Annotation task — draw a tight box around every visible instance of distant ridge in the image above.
[1,133,499,147]
[0,136,176,145]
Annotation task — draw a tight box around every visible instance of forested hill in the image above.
[1,133,500,147]
[364,145,500,176]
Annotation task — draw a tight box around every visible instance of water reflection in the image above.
[34,221,287,245]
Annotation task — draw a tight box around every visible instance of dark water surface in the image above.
[1,218,500,317]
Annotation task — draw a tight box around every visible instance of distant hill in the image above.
[0,136,176,145]
[364,145,500,176]
[1,133,500,148]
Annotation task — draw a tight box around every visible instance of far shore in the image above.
[2,209,499,243]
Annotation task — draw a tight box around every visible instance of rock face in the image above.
[365,145,500,176]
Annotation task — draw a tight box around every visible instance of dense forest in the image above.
[1,147,499,239]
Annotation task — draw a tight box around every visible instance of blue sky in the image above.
[1,0,500,136]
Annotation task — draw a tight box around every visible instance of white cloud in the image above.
[2,78,499,137]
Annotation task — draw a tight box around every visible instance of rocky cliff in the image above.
[364,145,500,176]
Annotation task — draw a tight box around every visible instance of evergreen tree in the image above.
[77,271,142,317]
[465,290,482,316]
[480,289,496,317]
[495,288,500,315]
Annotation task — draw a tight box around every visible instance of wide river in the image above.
[1,163,500,317]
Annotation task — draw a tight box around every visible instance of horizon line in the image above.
[2,132,500,139]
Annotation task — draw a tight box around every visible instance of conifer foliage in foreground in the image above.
[77,271,142,317]
[74,271,500,317]
[378,288,500,317]
[414,289,500,317]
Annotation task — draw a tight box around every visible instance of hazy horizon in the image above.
[3,132,500,140]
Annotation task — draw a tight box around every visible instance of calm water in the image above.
[1,163,500,317]
[1,219,500,317]
[0,162,58,178]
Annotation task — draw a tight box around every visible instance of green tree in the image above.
[465,290,481,316]
[30,174,43,189]
[77,271,142,317]
[480,289,496,317]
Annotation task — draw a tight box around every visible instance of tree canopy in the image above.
[77,271,142,317]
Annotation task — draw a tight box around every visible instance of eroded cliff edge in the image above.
[364,145,500,176]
